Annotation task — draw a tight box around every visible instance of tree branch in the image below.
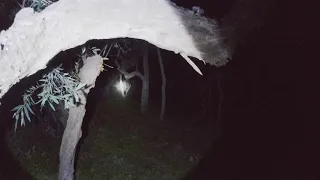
[17,0,27,8]
[115,60,144,81]
[0,0,229,100]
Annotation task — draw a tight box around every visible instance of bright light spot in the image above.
[115,79,131,97]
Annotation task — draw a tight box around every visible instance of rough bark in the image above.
[141,42,149,114]
[58,55,103,180]
[157,48,166,120]
[0,0,229,101]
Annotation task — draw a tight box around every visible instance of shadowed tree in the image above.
[140,42,150,113]
[113,40,150,114]
[157,47,167,120]
[0,0,232,179]
[106,40,166,118]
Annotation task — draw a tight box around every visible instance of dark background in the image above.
[0,0,316,179]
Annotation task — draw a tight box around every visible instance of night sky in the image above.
[0,0,315,179]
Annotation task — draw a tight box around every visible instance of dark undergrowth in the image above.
[6,96,215,180]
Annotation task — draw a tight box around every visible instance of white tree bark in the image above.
[0,0,229,101]
[59,55,103,180]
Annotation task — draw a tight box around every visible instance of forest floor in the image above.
[6,96,215,180]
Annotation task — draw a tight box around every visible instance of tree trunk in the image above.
[58,55,103,180]
[58,101,86,180]
[141,42,149,114]
[113,42,149,114]
[157,48,166,120]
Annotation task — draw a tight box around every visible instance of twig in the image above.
[115,60,144,80]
